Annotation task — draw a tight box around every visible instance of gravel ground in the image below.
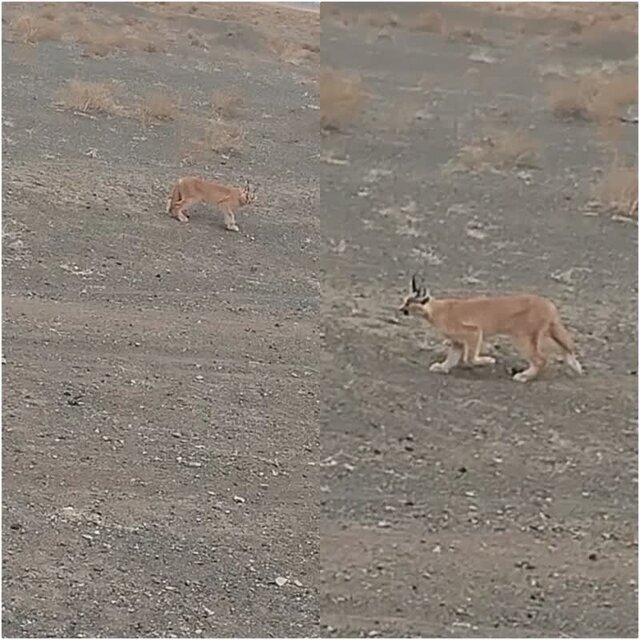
[320,3,637,637]
[3,2,319,637]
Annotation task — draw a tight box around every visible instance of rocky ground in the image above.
[3,2,319,637]
[320,2,637,637]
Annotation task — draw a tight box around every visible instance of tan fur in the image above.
[165,176,257,232]
[399,280,583,383]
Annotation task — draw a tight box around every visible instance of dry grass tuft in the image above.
[548,72,638,123]
[69,20,161,56]
[10,12,63,43]
[203,120,243,155]
[481,2,637,36]
[413,9,446,33]
[359,11,399,29]
[212,90,245,118]
[61,80,118,114]
[594,161,638,217]
[71,22,134,56]
[269,38,316,65]
[320,69,364,131]
[140,90,177,123]
[455,129,539,170]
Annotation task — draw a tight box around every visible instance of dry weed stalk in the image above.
[320,69,364,131]
[62,80,118,114]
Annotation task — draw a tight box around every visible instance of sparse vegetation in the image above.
[140,90,177,124]
[594,161,638,217]
[10,12,63,43]
[61,80,119,115]
[72,22,132,56]
[483,1,637,36]
[269,38,316,65]
[320,69,364,131]
[359,11,399,29]
[69,21,159,57]
[212,91,245,118]
[455,129,540,171]
[548,71,638,123]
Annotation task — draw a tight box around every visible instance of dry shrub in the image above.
[72,22,161,56]
[62,80,118,114]
[481,2,637,36]
[203,121,243,155]
[269,38,316,65]
[70,20,161,56]
[456,129,539,170]
[320,69,364,131]
[594,161,638,217]
[548,72,638,123]
[10,12,63,43]
[71,22,132,56]
[212,90,245,118]
[140,90,177,123]
[413,9,445,33]
[359,11,399,29]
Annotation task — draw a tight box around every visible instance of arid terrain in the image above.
[320,2,637,637]
[3,2,319,637]
[2,2,638,639]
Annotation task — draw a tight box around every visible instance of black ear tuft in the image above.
[411,274,418,293]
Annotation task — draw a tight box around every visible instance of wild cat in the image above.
[399,275,583,382]
[166,176,257,232]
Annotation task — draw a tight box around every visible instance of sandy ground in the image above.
[320,2,637,637]
[3,2,319,637]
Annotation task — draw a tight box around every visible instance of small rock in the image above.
[275,576,288,587]
[233,495,245,504]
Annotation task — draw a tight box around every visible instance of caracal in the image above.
[399,275,583,383]
[166,176,257,231]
